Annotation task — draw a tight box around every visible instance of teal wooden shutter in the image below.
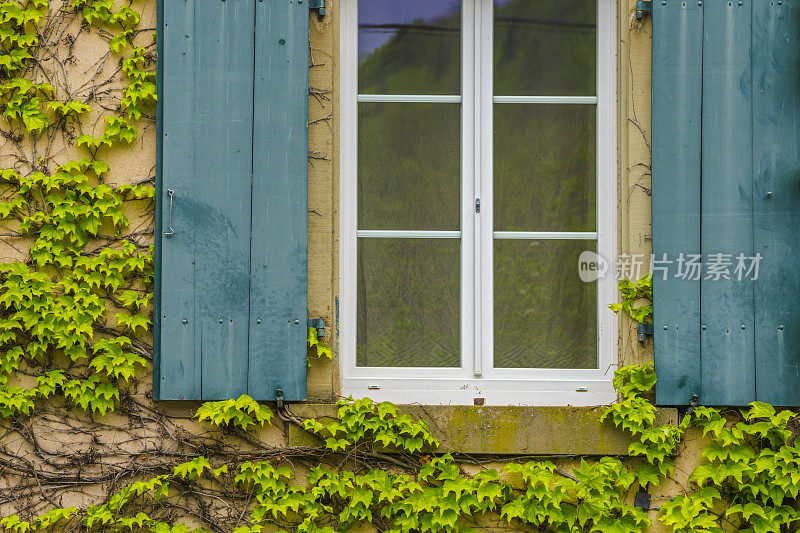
[247,0,309,401]
[154,0,308,402]
[652,0,703,406]
[653,0,800,406]
[751,0,800,405]
[699,1,755,405]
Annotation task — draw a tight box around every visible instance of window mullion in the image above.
[476,0,494,377]
[461,0,477,377]
[340,0,358,381]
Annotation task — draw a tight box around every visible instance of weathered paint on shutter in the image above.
[247,0,309,402]
[752,0,800,406]
[699,0,755,406]
[157,0,255,400]
[155,0,308,401]
[652,0,703,406]
[654,1,800,406]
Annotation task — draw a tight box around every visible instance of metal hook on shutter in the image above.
[163,189,175,236]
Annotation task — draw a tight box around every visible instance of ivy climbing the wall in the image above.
[0,0,334,423]
[6,360,800,532]
[609,274,653,325]
[1,2,800,532]
[0,0,156,418]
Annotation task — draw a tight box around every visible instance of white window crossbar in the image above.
[492,231,598,240]
[356,95,597,104]
[355,231,598,240]
[357,94,462,103]
[492,96,598,104]
[357,230,462,239]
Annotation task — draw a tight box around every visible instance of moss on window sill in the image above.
[286,404,678,455]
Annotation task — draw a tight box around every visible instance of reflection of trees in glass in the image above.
[357,239,461,367]
[494,240,597,369]
[358,103,460,231]
[356,0,599,369]
[494,104,596,232]
[358,0,462,63]
[494,0,596,96]
[358,7,461,95]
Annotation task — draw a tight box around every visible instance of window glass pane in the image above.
[359,102,461,230]
[357,238,460,367]
[358,0,461,95]
[494,239,597,368]
[494,0,596,96]
[493,104,596,232]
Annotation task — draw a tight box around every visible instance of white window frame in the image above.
[339,0,617,406]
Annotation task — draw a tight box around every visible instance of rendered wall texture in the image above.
[619,0,655,368]
[0,2,695,532]
[0,3,657,408]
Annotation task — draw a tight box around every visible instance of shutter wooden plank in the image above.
[752,0,800,405]
[153,0,164,400]
[652,0,703,405]
[248,0,309,401]
[699,0,755,405]
[158,1,255,400]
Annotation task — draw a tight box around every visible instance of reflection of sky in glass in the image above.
[358,0,461,57]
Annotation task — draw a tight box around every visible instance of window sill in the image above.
[340,375,616,406]
[286,404,679,456]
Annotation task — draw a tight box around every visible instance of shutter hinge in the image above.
[637,322,654,342]
[309,0,325,17]
[308,317,326,338]
[635,0,652,19]
[634,485,651,510]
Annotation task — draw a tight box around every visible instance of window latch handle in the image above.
[475,197,481,213]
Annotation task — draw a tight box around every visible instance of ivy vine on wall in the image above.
[0,0,155,418]
[0,0,332,420]
[609,274,653,325]
[0,2,799,533]
[6,359,800,532]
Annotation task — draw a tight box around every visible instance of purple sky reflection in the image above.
[358,0,461,56]
[357,0,518,57]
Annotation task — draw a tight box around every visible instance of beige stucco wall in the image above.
[0,3,656,407]
[0,1,712,531]
[307,4,339,401]
[619,0,655,368]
